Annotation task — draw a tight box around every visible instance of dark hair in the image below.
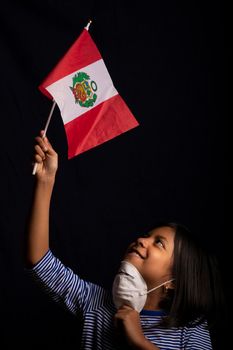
[151,222,225,328]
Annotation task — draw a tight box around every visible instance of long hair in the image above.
[152,222,225,328]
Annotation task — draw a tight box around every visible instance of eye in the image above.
[154,238,164,248]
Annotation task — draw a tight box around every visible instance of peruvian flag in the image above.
[39,26,139,159]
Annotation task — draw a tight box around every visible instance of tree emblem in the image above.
[70,72,97,107]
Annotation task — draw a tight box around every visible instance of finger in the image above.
[118,305,133,311]
[35,136,48,152]
[34,154,44,163]
[114,310,127,319]
[116,305,134,315]
[40,130,51,145]
[35,145,46,159]
[43,136,54,152]
[37,133,57,156]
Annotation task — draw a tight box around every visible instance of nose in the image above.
[136,236,150,248]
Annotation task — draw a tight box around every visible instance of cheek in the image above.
[142,260,162,281]
[143,258,172,283]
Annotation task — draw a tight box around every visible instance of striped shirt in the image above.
[29,250,212,350]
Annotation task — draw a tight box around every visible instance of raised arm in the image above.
[26,130,58,266]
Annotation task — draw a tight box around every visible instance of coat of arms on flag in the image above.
[38,21,139,159]
[70,72,98,107]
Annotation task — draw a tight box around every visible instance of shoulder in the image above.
[26,249,54,273]
[184,319,212,349]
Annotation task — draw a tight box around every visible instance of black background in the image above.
[0,1,228,349]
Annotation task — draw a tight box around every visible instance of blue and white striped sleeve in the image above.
[28,249,94,316]
[185,320,213,349]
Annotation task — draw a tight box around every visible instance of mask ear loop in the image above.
[139,278,175,296]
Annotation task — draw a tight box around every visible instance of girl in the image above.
[26,131,223,349]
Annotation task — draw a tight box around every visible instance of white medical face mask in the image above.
[112,260,174,312]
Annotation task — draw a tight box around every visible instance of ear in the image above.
[165,280,175,290]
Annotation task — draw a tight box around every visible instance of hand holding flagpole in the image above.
[32,100,56,175]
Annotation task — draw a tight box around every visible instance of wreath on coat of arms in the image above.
[70,72,98,107]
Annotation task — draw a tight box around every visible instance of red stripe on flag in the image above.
[39,30,102,99]
[64,94,139,158]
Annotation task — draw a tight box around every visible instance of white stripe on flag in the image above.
[46,59,118,124]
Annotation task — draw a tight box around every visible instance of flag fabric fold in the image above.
[39,27,139,158]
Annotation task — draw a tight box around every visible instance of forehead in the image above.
[149,226,175,241]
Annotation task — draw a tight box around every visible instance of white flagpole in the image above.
[84,19,92,31]
[32,99,56,175]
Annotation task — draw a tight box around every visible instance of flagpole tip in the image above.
[85,20,92,31]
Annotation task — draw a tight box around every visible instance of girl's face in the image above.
[124,226,175,289]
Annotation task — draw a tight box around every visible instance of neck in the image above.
[143,289,164,310]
